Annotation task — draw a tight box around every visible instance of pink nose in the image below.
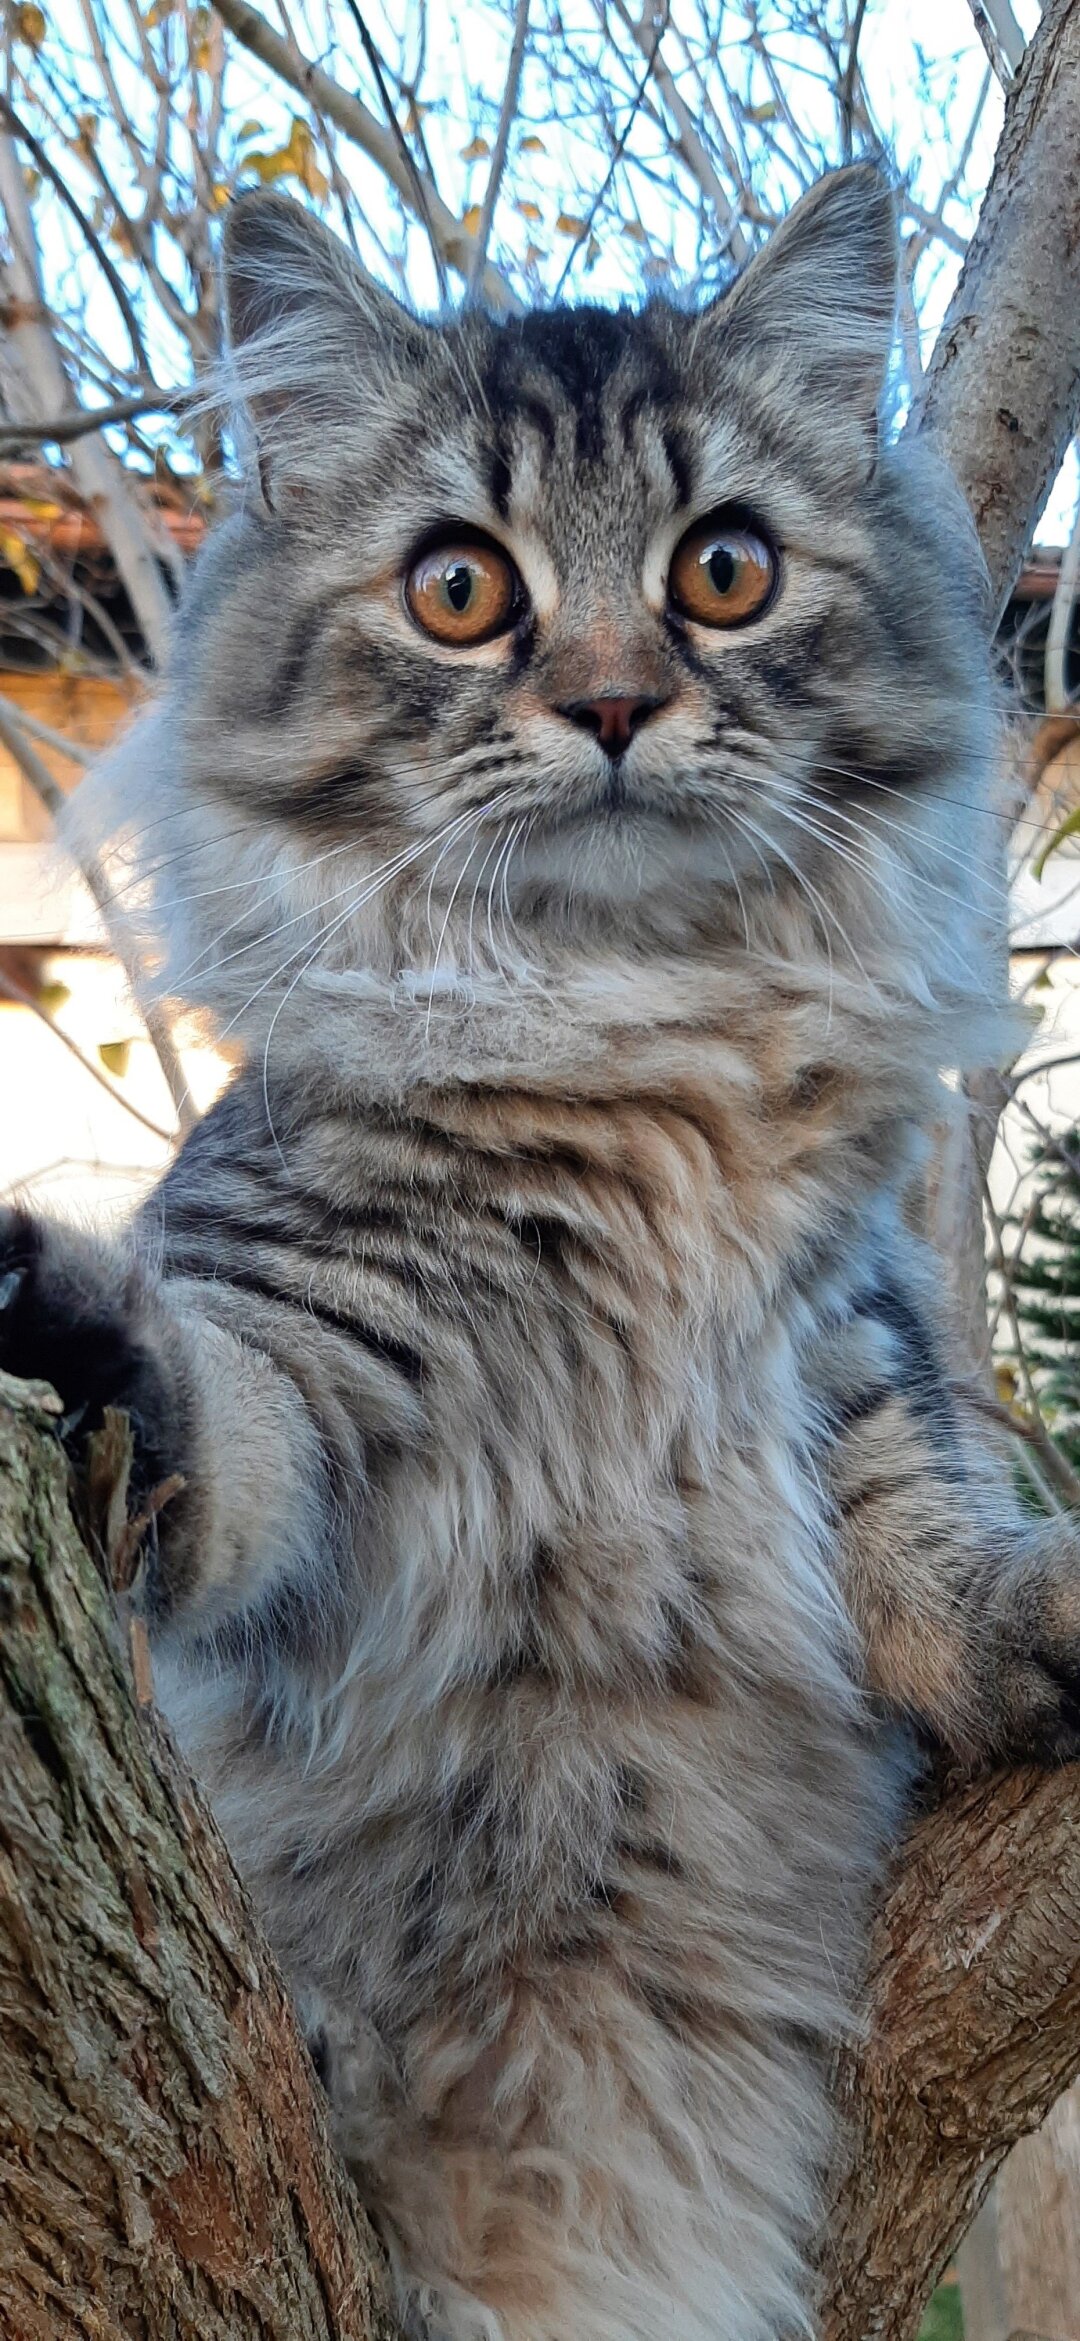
[558,694,667,757]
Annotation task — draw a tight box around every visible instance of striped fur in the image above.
[9,165,1080,2339]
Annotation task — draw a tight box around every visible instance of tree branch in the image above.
[0,696,194,1135]
[466,0,530,301]
[0,134,174,665]
[213,0,521,311]
[0,389,187,452]
[919,0,1080,617]
[0,1376,404,2341]
[819,1761,1080,2339]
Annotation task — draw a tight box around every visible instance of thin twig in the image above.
[338,0,449,302]
[0,390,187,453]
[467,0,530,302]
[0,95,153,377]
[838,0,869,163]
[0,697,192,1135]
[551,7,669,303]
[965,0,1026,86]
[214,0,520,310]
[0,967,173,1146]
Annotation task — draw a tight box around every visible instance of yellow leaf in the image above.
[620,218,648,242]
[98,1039,132,1078]
[236,118,265,142]
[209,181,230,211]
[21,498,63,521]
[37,981,70,1016]
[461,204,482,235]
[13,3,47,47]
[515,199,542,223]
[243,149,289,184]
[555,212,588,238]
[0,528,41,595]
[144,0,176,22]
[191,37,212,71]
[519,134,546,153]
[461,136,490,160]
[745,99,778,123]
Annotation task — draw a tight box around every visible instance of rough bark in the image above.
[0,1373,401,2341]
[818,1764,1080,2340]
[918,0,1080,621]
[3,1379,1080,2341]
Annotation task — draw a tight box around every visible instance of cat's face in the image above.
[174,168,987,935]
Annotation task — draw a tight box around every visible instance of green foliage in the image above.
[918,2281,964,2341]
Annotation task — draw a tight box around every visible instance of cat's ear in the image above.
[716,164,898,434]
[221,192,428,487]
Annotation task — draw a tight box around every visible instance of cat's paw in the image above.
[984,1535,1080,1766]
[0,1206,190,1508]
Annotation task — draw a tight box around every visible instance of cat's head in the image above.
[140,166,991,1009]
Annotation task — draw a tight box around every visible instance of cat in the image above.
[4,163,1080,2341]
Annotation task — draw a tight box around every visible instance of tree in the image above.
[3,2,1080,2337]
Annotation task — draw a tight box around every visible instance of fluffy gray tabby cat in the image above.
[4,163,1080,2341]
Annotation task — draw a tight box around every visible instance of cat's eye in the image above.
[405,536,520,646]
[667,514,778,629]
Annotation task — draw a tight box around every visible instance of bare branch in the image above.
[919,0,1080,616]
[0,697,192,1136]
[467,0,530,301]
[0,136,174,664]
[338,0,450,302]
[0,966,174,1146]
[213,0,521,310]
[966,0,1027,87]
[0,390,187,453]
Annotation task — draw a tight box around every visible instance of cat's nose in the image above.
[557,694,668,757]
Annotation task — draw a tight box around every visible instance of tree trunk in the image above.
[914,6,1080,2324]
[0,1371,401,2341]
[917,0,1080,624]
[2,1373,1080,2341]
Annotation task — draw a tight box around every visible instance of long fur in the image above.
[35,165,1080,2341]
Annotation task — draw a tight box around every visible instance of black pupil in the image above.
[446,561,474,612]
[707,542,738,595]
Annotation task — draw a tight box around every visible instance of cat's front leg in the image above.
[0,1205,349,1632]
[825,1300,1080,1765]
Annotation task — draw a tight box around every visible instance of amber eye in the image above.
[667,514,778,628]
[405,536,520,646]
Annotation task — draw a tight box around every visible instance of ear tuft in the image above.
[718,163,898,429]
[220,191,428,459]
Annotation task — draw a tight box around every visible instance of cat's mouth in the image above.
[541,774,686,828]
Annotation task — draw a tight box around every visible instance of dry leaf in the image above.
[461,136,490,160]
[0,528,40,596]
[519,134,546,153]
[461,203,483,235]
[515,199,542,222]
[13,3,47,47]
[555,212,588,238]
